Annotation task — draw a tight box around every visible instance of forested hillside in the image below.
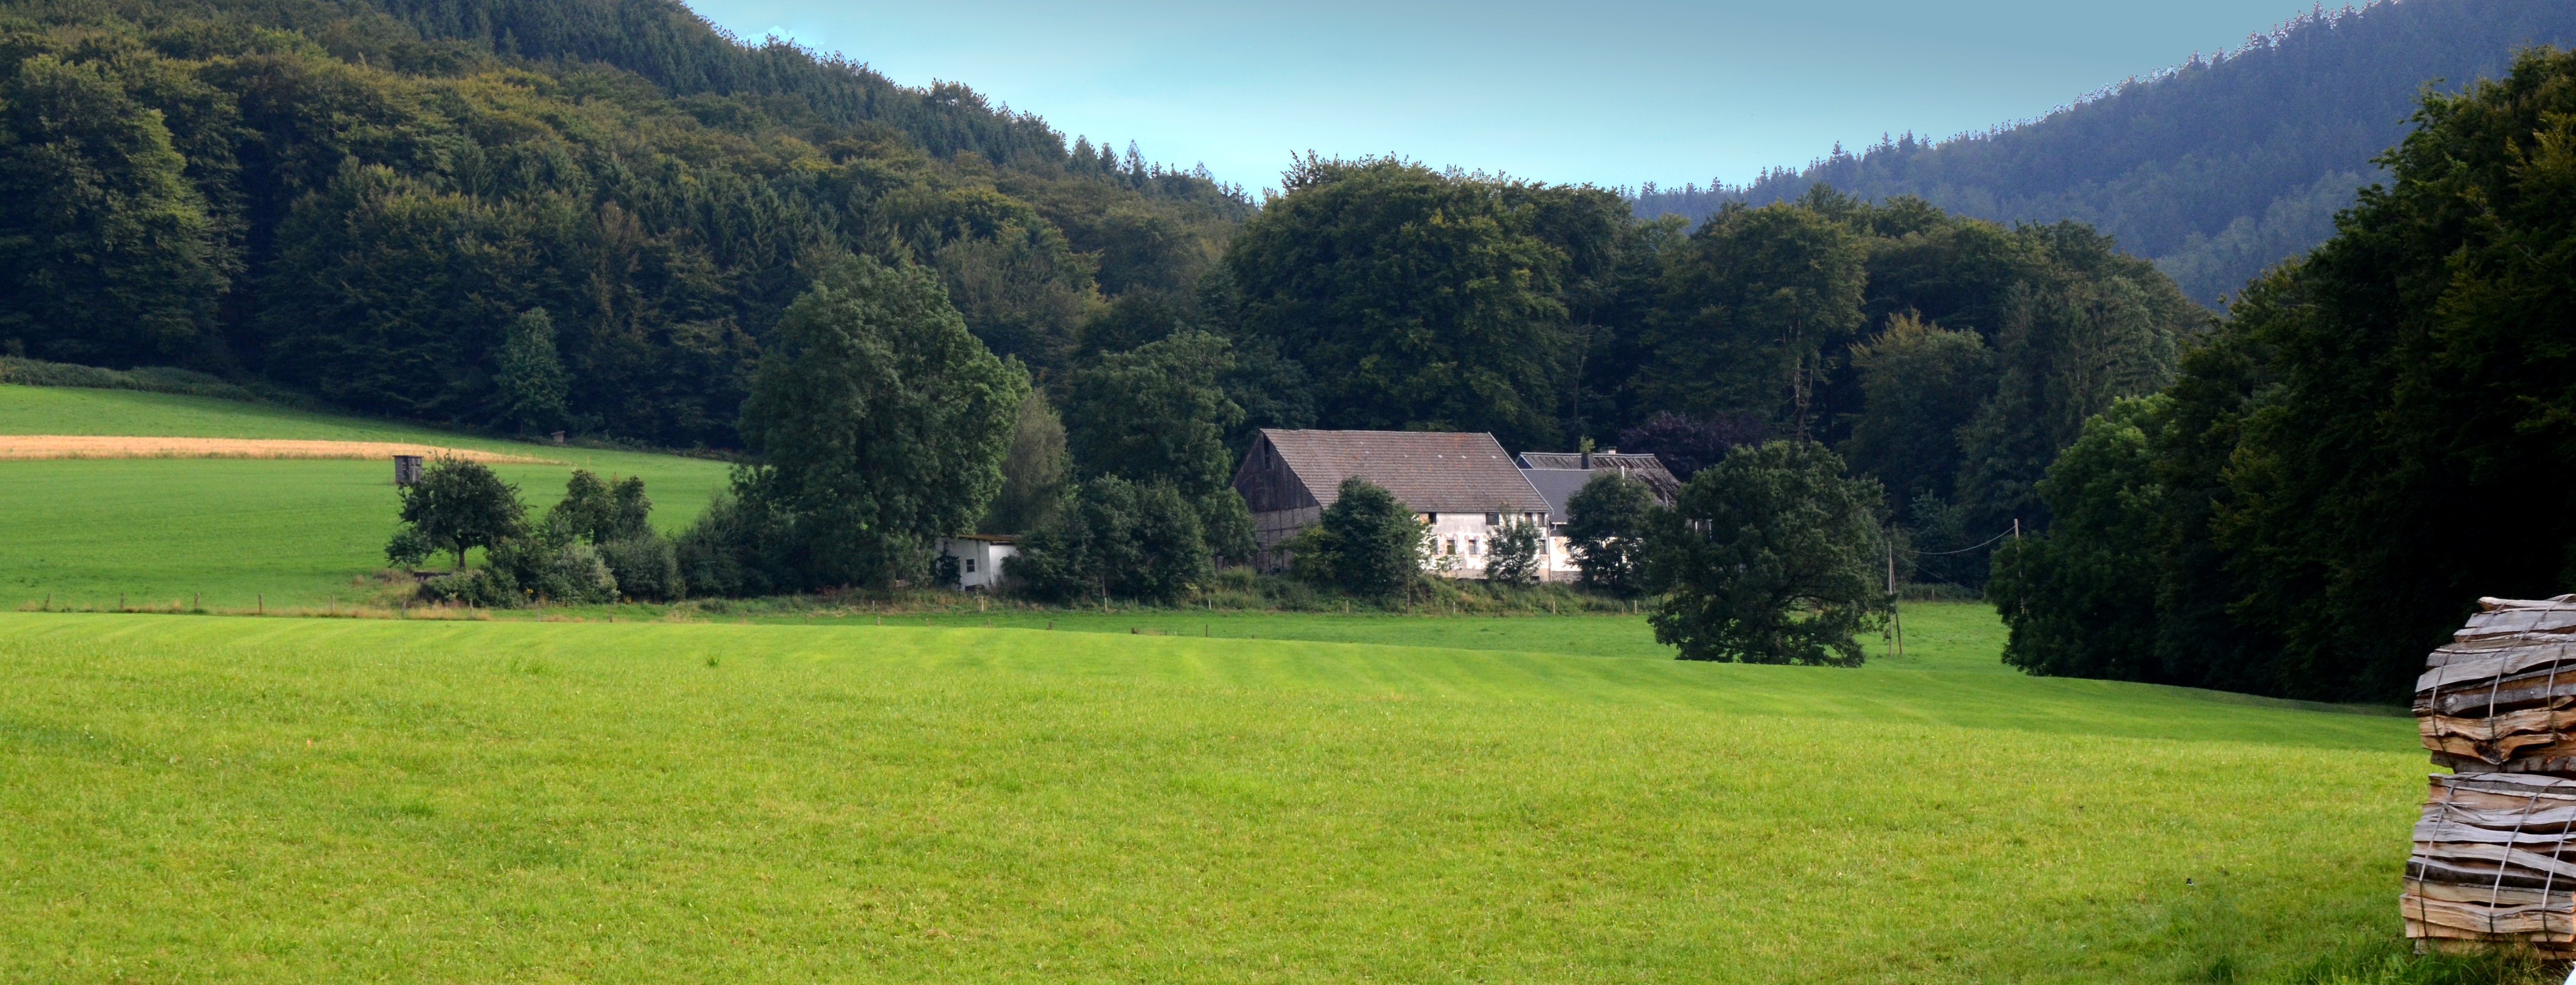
[0,0,2206,585]
[1631,0,2576,306]
[0,0,1245,446]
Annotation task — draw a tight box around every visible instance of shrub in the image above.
[420,568,518,608]
[384,526,433,568]
[598,534,683,602]
[1292,478,1425,599]
[1009,477,1210,603]
[674,487,793,599]
[1566,472,1657,595]
[1484,520,1543,587]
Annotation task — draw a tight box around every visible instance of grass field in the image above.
[0,385,734,609]
[0,383,2501,982]
[1,610,2441,983]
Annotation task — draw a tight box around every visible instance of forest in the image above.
[0,0,1249,447]
[1988,48,2576,703]
[1630,0,2576,307]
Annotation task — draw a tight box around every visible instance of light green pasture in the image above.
[0,385,732,608]
[0,613,2431,983]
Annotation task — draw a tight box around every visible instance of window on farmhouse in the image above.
[965,558,977,574]
[1484,512,1500,525]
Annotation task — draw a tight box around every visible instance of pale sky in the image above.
[680,0,2329,193]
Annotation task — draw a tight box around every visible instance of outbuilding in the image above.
[938,534,1018,591]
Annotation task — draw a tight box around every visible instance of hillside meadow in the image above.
[0,385,733,610]
[2,609,2446,983]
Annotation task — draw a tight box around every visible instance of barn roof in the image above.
[1252,429,1551,514]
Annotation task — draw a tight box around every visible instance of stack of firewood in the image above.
[2407,596,2576,952]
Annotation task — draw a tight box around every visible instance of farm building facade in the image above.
[1234,429,1681,580]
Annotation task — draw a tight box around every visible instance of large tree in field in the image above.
[0,55,227,366]
[738,255,1027,588]
[396,458,525,570]
[1225,156,1625,449]
[1647,440,1885,665]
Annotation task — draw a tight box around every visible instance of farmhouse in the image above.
[1234,429,1553,576]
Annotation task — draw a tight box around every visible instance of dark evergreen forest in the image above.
[1630,0,2576,307]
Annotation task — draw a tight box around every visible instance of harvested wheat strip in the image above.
[0,436,554,463]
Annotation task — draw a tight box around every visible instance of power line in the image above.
[1903,526,2016,556]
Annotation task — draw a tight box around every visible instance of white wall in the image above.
[1420,510,1549,578]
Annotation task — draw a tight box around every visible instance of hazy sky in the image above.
[681,0,2326,193]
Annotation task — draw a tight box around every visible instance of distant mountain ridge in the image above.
[1631,0,2576,306]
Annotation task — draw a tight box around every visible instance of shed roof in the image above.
[1519,468,1596,520]
[1516,451,1681,502]
[1254,429,1551,514]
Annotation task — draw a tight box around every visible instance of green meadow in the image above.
[0,385,733,610]
[0,384,2493,982]
[3,612,2430,983]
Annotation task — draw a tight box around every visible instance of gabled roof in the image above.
[1251,429,1551,514]
[1515,451,1682,502]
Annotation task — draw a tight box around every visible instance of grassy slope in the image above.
[0,386,733,608]
[1,611,2429,983]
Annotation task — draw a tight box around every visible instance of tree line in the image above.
[1987,48,2576,703]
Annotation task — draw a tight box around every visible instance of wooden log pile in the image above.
[2408,595,2576,953]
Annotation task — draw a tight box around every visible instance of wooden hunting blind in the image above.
[393,454,423,486]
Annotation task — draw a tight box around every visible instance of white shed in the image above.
[939,534,1019,591]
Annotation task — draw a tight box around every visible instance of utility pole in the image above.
[1885,534,1902,660]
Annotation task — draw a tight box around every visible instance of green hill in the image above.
[0,384,732,609]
